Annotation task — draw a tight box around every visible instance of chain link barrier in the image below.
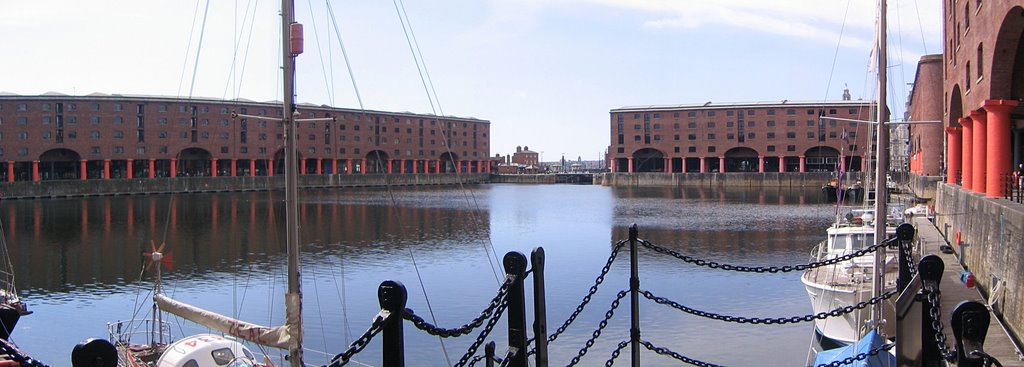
[642,289,897,325]
[640,340,722,367]
[546,241,626,345]
[405,274,516,338]
[924,283,958,362]
[901,239,918,277]
[454,297,512,367]
[640,237,898,273]
[565,290,628,367]
[0,338,49,367]
[603,340,630,367]
[326,310,391,367]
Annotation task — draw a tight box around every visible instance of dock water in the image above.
[912,215,1023,365]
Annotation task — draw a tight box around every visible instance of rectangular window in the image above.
[708,111,716,117]
[767,132,776,139]
[787,145,796,152]
[687,111,697,117]
[688,147,696,153]
[708,146,716,153]
[767,145,776,152]
[707,133,716,140]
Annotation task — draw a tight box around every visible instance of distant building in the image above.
[607,99,875,173]
[0,93,491,182]
[904,55,944,177]
[512,146,540,167]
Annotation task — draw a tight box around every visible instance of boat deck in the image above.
[913,215,1024,366]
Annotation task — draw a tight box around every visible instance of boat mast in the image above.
[871,0,889,331]
[282,0,304,365]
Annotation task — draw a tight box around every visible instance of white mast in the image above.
[871,0,889,331]
[282,0,304,365]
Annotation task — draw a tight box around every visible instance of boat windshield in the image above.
[830,233,876,252]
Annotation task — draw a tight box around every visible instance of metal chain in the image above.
[925,284,958,362]
[455,298,511,367]
[548,241,626,344]
[639,340,722,367]
[326,310,390,367]
[603,340,630,367]
[902,239,918,276]
[0,338,50,367]
[641,289,897,325]
[566,290,628,367]
[639,237,898,273]
[812,341,897,367]
[405,274,516,338]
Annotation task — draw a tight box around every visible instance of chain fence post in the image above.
[952,301,992,367]
[531,247,549,367]
[919,254,944,363]
[485,341,495,367]
[628,224,640,367]
[379,280,407,367]
[504,251,528,367]
[896,223,916,293]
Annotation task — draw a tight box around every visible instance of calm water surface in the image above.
[2,184,834,366]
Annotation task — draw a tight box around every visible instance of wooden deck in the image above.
[912,215,1024,366]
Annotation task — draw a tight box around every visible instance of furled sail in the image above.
[155,293,290,349]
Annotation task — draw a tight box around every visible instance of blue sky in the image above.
[1,0,942,161]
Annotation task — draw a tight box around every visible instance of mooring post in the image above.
[952,301,993,367]
[896,223,916,293]
[918,254,944,363]
[485,341,495,367]
[531,247,549,367]
[628,224,640,367]
[378,280,408,367]
[504,251,528,367]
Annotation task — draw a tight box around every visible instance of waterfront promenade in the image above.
[913,215,1023,365]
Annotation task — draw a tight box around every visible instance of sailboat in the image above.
[801,0,905,358]
[0,218,30,341]
[108,1,309,366]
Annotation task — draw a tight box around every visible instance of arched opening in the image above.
[991,7,1024,173]
[804,146,841,172]
[38,148,82,180]
[723,147,760,172]
[178,147,212,176]
[365,150,390,173]
[631,148,665,172]
[439,152,459,173]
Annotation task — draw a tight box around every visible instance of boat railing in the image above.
[107,319,173,347]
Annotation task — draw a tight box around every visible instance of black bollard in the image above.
[378,280,408,367]
[531,247,549,367]
[628,224,640,367]
[503,251,528,367]
[71,338,118,367]
[952,301,993,367]
[918,255,944,363]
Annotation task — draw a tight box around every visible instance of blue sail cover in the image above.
[813,330,895,367]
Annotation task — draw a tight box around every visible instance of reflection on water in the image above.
[2,184,832,366]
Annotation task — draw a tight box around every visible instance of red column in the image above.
[387,159,393,174]
[799,156,806,173]
[681,158,687,173]
[361,159,367,174]
[718,156,725,172]
[758,155,765,172]
[211,159,218,177]
[487,160,492,173]
[32,161,39,182]
[333,159,339,175]
[960,117,974,190]
[6,161,13,182]
[268,160,275,176]
[250,159,256,177]
[231,159,237,177]
[984,99,1019,197]
[148,159,155,178]
[316,158,322,175]
[80,160,87,180]
[627,157,634,173]
[700,157,706,173]
[346,159,352,174]
[103,159,111,179]
[969,110,987,194]
[127,159,134,179]
[299,160,305,175]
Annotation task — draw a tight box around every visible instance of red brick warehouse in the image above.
[0,94,491,182]
[607,99,875,174]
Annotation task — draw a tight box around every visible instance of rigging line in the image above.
[405,247,450,367]
[186,0,213,101]
[177,0,204,97]
[912,0,929,54]
[391,0,503,284]
[306,0,335,104]
[891,0,909,120]
[819,0,853,103]
[325,1,364,109]
[308,248,331,358]
[326,248,353,344]
[223,0,259,100]
[234,0,262,100]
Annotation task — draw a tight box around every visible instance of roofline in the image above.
[0,93,488,123]
[611,100,875,113]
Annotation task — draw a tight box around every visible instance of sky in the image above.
[1,0,943,162]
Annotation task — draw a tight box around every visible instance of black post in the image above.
[896,223,916,293]
[628,224,640,367]
[504,252,528,367]
[485,341,496,367]
[952,301,992,367]
[531,247,549,367]
[378,280,408,367]
[918,255,944,363]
